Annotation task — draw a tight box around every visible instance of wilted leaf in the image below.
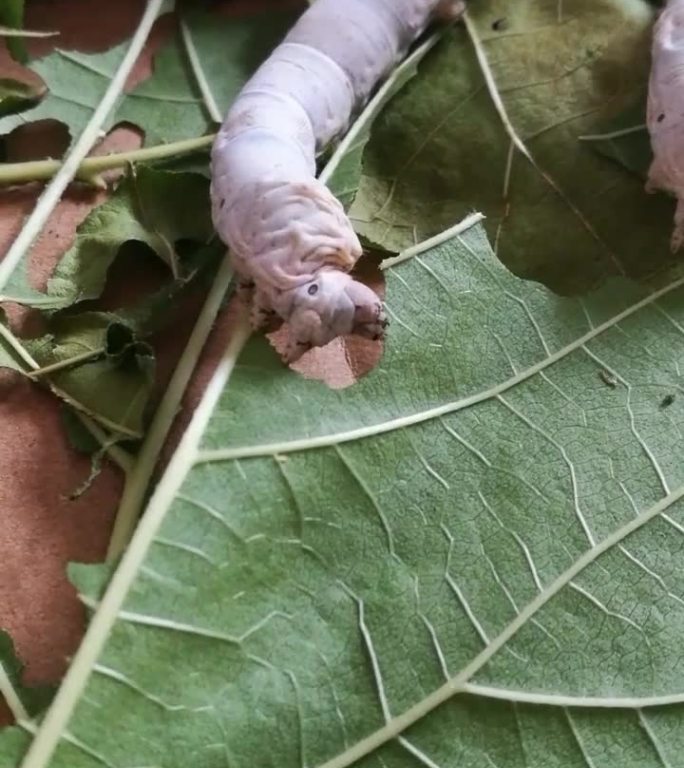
[0,42,129,144]
[1,250,217,440]
[1,168,213,308]
[6,216,684,766]
[0,27,58,38]
[114,237,225,335]
[26,312,155,438]
[0,169,220,441]
[104,320,155,380]
[116,6,301,144]
[351,0,674,294]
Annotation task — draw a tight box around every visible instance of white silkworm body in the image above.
[647,0,684,252]
[211,0,460,361]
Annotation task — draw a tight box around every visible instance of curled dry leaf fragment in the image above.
[647,0,684,252]
[210,0,464,362]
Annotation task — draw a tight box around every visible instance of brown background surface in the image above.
[0,0,382,721]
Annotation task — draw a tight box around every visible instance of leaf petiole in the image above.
[0,134,215,187]
[26,347,105,379]
[0,26,58,38]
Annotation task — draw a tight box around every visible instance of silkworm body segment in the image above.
[211,0,461,360]
[647,0,684,252]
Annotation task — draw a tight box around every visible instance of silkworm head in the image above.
[288,271,357,346]
[284,271,386,353]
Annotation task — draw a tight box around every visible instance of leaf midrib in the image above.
[461,682,684,710]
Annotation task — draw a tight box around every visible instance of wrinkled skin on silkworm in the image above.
[647,0,684,252]
[211,0,464,362]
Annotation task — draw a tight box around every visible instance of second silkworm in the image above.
[647,0,684,252]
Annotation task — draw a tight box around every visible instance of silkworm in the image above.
[646,0,684,252]
[210,0,464,361]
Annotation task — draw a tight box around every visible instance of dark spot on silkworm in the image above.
[492,17,507,31]
[658,113,666,123]
[307,283,318,296]
[660,393,675,408]
[219,198,226,208]
[599,369,618,388]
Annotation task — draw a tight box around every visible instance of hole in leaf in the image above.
[4,118,69,163]
[269,250,386,388]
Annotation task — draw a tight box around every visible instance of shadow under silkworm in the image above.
[267,251,386,389]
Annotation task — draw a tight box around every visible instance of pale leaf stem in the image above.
[0,26,58,38]
[105,254,234,561]
[0,134,215,187]
[0,663,29,723]
[179,17,223,123]
[26,347,105,379]
[0,321,133,471]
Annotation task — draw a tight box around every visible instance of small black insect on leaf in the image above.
[660,393,676,409]
[491,17,508,31]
